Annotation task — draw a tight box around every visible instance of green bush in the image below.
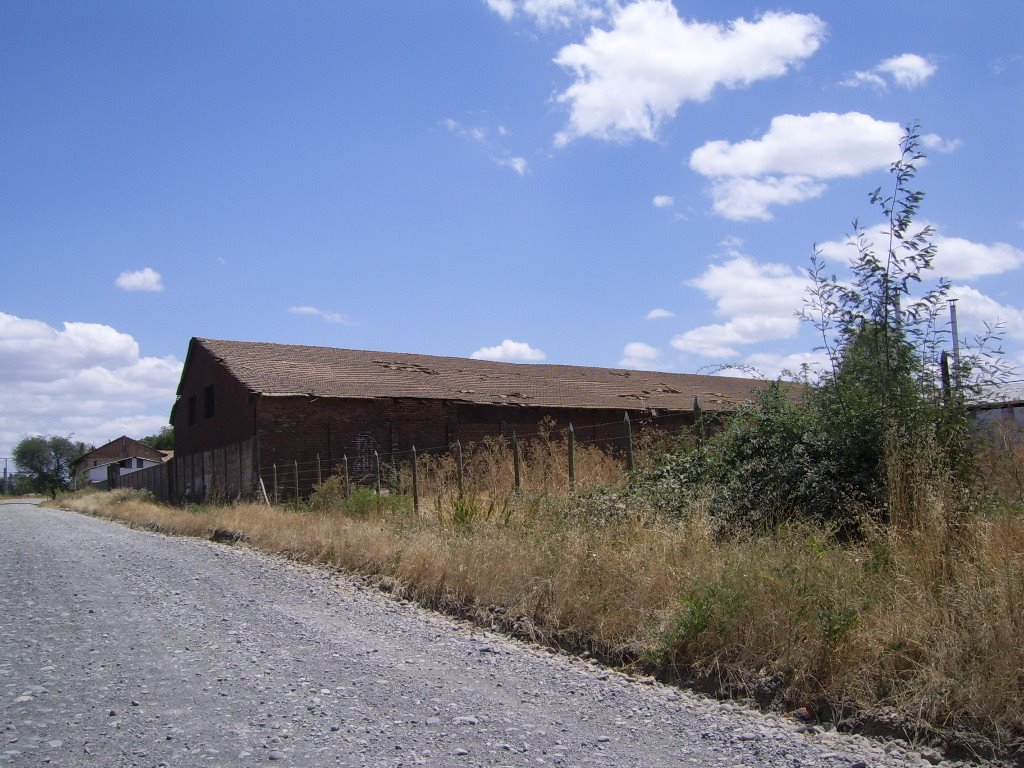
[309,475,348,512]
[615,125,1008,537]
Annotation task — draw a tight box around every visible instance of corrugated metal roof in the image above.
[192,338,772,412]
[971,380,1024,409]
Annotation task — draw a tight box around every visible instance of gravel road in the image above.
[0,501,969,767]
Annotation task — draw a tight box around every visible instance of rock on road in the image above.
[0,501,944,768]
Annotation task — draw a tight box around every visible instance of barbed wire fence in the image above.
[256,410,709,511]
[115,409,710,507]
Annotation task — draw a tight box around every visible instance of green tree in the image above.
[140,425,174,451]
[802,123,1009,525]
[12,435,86,494]
[643,124,1010,535]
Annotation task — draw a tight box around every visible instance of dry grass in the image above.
[58,460,1024,755]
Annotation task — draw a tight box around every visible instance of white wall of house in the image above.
[83,457,162,484]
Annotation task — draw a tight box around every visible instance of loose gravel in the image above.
[0,501,998,767]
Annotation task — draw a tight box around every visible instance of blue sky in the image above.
[1,0,1022,457]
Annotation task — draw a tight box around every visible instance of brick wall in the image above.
[173,345,256,457]
[253,395,693,494]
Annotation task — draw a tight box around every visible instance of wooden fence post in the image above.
[412,446,420,514]
[455,440,464,499]
[512,432,521,494]
[624,412,634,473]
[293,460,299,501]
[343,455,350,498]
[316,454,322,487]
[272,463,278,504]
[568,423,576,491]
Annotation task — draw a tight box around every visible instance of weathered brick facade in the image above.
[252,395,690,485]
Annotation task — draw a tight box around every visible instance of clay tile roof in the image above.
[192,338,773,412]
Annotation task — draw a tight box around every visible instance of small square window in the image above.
[136,458,144,469]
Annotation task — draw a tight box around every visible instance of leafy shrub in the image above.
[618,125,1010,537]
[309,475,348,512]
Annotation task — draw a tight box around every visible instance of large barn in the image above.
[167,337,771,498]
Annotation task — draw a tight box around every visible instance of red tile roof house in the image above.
[71,435,167,489]
[166,337,771,501]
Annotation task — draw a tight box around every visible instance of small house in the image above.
[72,436,167,489]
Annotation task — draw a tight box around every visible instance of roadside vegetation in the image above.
[56,128,1024,759]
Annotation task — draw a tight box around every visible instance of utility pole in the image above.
[1,457,10,496]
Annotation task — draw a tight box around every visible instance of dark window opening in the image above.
[204,385,215,418]
[188,395,197,425]
[136,458,144,469]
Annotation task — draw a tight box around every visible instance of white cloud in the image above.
[498,156,529,175]
[744,350,831,379]
[115,267,164,292]
[553,2,824,146]
[443,117,527,175]
[843,54,936,90]
[444,118,488,145]
[843,70,887,89]
[486,0,517,20]
[817,223,1024,280]
[0,312,182,458]
[671,255,808,357]
[922,133,962,153]
[691,112,902,179]
[671,316,800,357]
[485,0,609,26]
[690,112,906,220]
[646,308,675,319]
[288,306,353,325]
[470,339,547,361]
[652,195,674,208]
[931,234,1023,279]
[991,54,1023,76]
[619,341,662,370]
[948,285,1024,340]
[876,53,937,89]
[706,175,828,221]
